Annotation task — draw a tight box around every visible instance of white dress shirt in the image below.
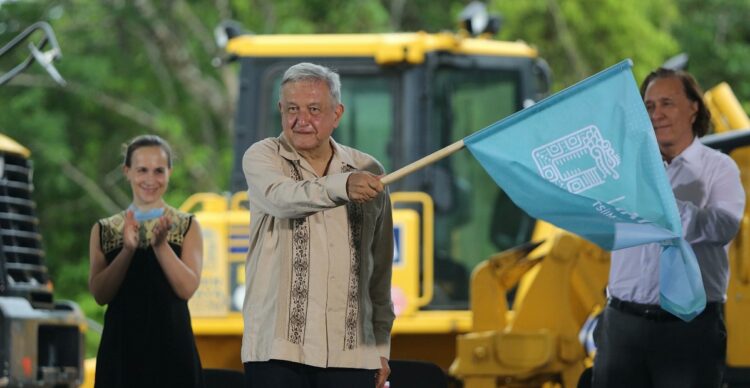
[608,137,745,304]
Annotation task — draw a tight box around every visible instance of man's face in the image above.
[643,77,698,154]
[279,80,343,154]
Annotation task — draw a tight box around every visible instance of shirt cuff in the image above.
[325,172,352,203]
[376,343,391,360]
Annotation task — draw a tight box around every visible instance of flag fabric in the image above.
[464,59,705,321]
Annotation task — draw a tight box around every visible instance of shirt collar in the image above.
[277,133,299,161]
[669,136,701,165]
[277,133,357,170]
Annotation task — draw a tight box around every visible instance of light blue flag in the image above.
[463,59,706,321]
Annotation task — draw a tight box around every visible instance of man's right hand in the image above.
[346,172,384,203]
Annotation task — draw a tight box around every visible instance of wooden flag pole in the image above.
[381,139,466,185]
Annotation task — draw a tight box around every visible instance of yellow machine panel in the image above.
[226,32,538,65]
[707,82,750,369]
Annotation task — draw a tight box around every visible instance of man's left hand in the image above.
[375,357,390,388]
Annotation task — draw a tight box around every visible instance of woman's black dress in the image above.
[94,207,204,388]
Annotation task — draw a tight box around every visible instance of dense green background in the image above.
[2,0,749,356]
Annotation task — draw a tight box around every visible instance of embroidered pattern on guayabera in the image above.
[343,164,363,350]
[287,162,311,345]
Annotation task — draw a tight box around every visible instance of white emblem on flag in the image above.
[532,125,620,194]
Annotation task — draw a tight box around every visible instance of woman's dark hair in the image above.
[640,67,711,137]
[123,135,173,168]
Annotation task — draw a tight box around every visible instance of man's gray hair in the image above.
[281,62,341,105]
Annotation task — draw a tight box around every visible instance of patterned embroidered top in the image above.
[99,206,192,255]
[240,134,395,370]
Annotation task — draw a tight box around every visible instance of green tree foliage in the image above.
[672,0,750,107]
[2,1,234,308]
[381,0,465,31]
[491,0,680,89]
[489,0,750,108]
